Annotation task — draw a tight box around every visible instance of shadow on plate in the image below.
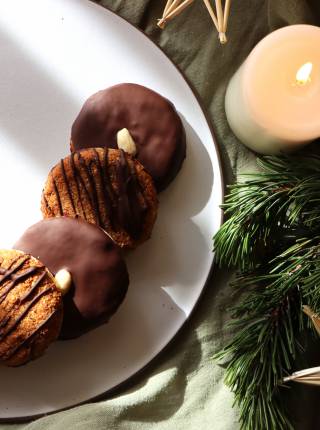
[161,116,214,218]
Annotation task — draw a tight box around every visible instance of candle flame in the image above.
[296,62,313,85]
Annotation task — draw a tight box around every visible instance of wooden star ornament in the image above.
[157,0,231,44]
[282,306,320,387]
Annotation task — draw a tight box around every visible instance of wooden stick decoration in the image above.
[202,0,219,30]
[202,0,219,32]
[283,366,320,386]
[215,0,227,43]
[165,0,182,15]
[223,0,231,32]
[303,305,320,335]
[158,0,232,45]
[159,0,182,27]
[158,0,193,29]
[163,0,174,17]
[283,306,320,387]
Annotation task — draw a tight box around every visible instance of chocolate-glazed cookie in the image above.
[41,148,158,248]
[70,83,186,192]
[0,249,62,366]
[14,217,129,339]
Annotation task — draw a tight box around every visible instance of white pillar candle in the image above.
[225,25,320,154]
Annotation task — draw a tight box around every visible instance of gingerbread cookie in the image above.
[14,217,129,339]
[0,249,62,366]
[41,148,158,248]
[70,83,186,191]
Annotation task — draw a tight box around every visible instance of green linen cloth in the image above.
[2,1,320,429]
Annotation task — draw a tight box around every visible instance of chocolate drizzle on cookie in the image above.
[52,174,63,216]
[60,158,76,214]
[46,148,148,239]
[19,271,47,303]
[0,256,34,304]
[94,148,115,229]
[4,310,57,361]
[0,255,57,361]
[76,152,99,223]
[115,149,147,238]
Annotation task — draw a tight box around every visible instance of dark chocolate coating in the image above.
[14,217,129,339]
[71,83,186,191]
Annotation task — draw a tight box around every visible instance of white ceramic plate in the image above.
[0,0,223,421]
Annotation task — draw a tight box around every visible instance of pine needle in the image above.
[213,152,320,430]
[213,153,320,270]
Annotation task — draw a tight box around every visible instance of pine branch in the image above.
[213,154,320,271]
[215,237,320,429]
[213,152,320,429]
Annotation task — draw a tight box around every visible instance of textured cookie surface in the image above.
[41,148,157,248]
[0,249,62,366]
[14,217,129,339]
[70,83,186,191]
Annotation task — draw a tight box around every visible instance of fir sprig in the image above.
[213,153,320,430]
[214,154,320,270]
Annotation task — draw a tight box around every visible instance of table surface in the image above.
[0,0,320,429]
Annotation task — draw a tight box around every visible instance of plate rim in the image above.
[0,0,225,422]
